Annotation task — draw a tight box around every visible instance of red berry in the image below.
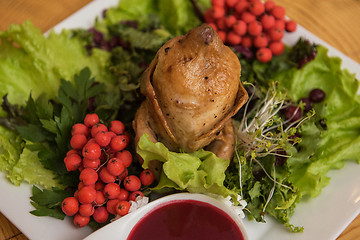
[309,89,326,103]
[216,17,227,30]
[129,191,144,202]
[235,1,249,14]
[94,131,111,147]
[104,182,121,199]
[61,197,79,216]
[264,0,275,12]
[77,186,97,204]
[106,199,120,215]
[299,98,312,112]
[269,41,284,55]
[82,142,101,160]
[84,113,99,128]
[64,154,82,171]
[208,22,218,31]
[225,15,237,28]
[225,0,238,8]
[79,168,98,185]
[83,157,100,169]
[253,34,268,48]
[118,188,129,201]
[204,9,216,23]
[241,35,253,48]
[211,0,225,7]
[70,134,88,150]
[78,181,90,190]
[140,169,155,186]
[93,206,109,223]
[73,213,90,228]
[109,120,125,135]
[71,123,89,137]
[107,158,125,176]
[79,204,95,217]
[217,30,226,42]
[91,123,108,138]
[274,20,285,30]
[226,31,242,45]
[285,20,297,32]
[233,20,247,36]
[106,131,116,139]
[95,181,105,191]
[241,12,256,24]
[66,149,79,156]
[115,201,131,216]
[256,48,272,63]
[119,168,129,181]
[110,135,128,152]
[124,175,141,192]
[268,27,284,41]
[74,190,79,199]
[260,14,275,30]
[247,21,262,36]
[99,167,116,183]
[249,1,265,16]
[95,190,106,205]
[211,6,225,19]
[271,5,286,19]
[284,105,302,122]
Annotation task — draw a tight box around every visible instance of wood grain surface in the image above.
[0,0,360,239]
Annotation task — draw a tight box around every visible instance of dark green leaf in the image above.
[40,119,58,134]
[35,94,54,120]
[30,202,65,220]
[16,124,51,142]
[30,185,70,206]
[23,94,41,124]
[29,186,71,220]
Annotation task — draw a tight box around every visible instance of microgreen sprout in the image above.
[235,82,315,218]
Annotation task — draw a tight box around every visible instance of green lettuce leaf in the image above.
[0,21,115,106]
[0,126,24,174]
[274,46,360,199]
[137,134,233,197]
[0,21,116,187]
[97,0,208,36]
[11,147,62,188]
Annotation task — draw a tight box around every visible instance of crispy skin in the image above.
[133,24,248,160]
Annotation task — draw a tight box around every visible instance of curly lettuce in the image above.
[0,21,116,187]
[137,134,234,197]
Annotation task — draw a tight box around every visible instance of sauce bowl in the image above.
[84,193,248,240]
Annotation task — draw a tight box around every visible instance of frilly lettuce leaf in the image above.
[275,45,360,199]
[137,134,234,197]
[0,20,116,188]
[11,146,62,189]
[97,0,210,36]
[0,21,114,106]
[0,126,24,174]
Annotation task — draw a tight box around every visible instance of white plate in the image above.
[1,1,360,240]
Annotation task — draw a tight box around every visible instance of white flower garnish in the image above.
[110,195,149,222]
[206,193,247,219]
[129,195,149,213]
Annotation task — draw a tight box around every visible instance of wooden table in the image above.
[0,0,359,239]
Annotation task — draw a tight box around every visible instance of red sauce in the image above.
[127,199,244,240]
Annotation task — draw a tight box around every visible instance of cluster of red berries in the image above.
[204,0,297,62]
[61,113,155,228]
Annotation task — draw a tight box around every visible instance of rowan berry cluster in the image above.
[61,113,155,228]
[204,0,297,62]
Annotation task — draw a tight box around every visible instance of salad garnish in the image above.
[0,0,359,234]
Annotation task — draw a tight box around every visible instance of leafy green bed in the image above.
[0,0,359,232]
